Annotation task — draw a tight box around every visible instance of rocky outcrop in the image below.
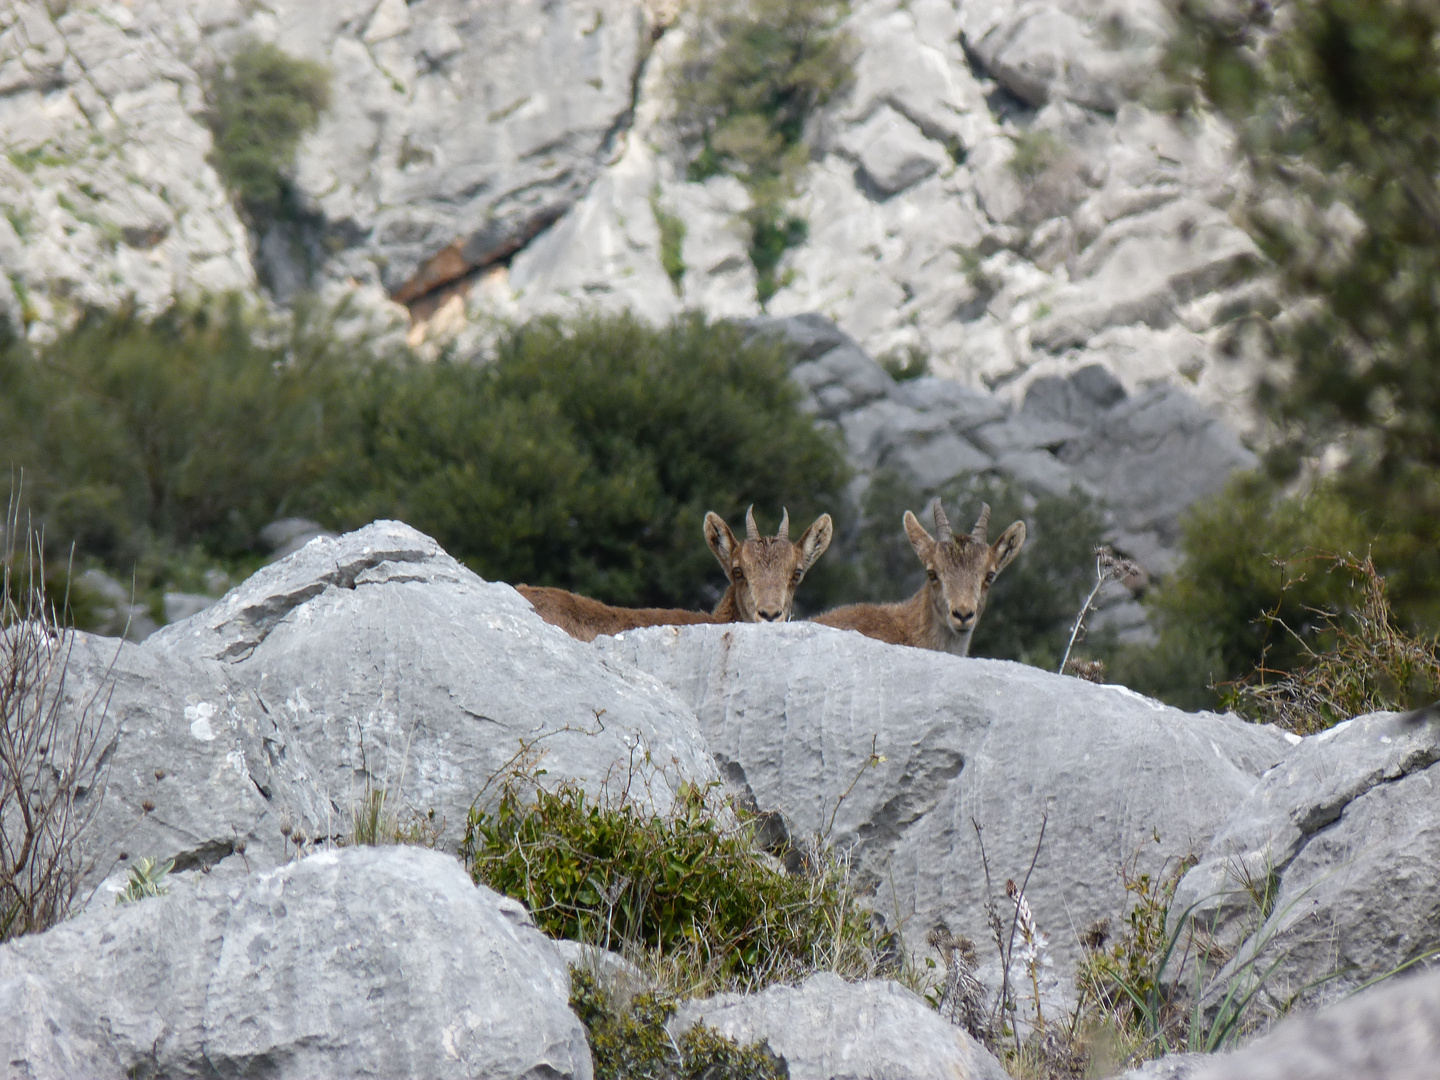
[62,520,715,897]
[0,846,592,1080]
[2,0,1268,436]
[594,620,1294,1007]
[757,312,1256,578]
[1171,710,1440,1015]
[671,971,1012,1080]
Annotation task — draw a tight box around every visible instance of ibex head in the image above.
[704,506,834,623]
[904,498,1026,652]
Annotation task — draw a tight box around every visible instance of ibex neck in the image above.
[712,585,740,623]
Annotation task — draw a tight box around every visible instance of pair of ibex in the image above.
[519,500,1026,655]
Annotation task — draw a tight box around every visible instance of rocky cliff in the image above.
[0,0,1265,434]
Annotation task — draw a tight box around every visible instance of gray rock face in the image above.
[0,846,592,1080]
[1172,711,1440,1013]
[672,971,1011,1080]
[751,313,1256,583]
[1189,967,1440,1080]
[594,621,1293,1004]
[62,520,715,896]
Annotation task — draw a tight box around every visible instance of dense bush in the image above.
[336,311,849,608]
[0,298,359,572]
[672,0,854,304]
[204,40,331,219]
[836,470,1109,667]
[461,773,878,993]
[0,302,847,619]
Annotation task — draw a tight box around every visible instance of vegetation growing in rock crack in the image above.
[569,967,786,1080]
[115,857,173,905]
[671,0,855,306]
[203,39,332,222]
[460,762,880,995]
[0,302,848,626]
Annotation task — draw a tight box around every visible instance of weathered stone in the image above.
[0,847,593,1080]
[1189,967,1440,1080]
[672,972,1011,1080]
[65,521,715,893]
[593,622,1293,1007]
[841,104,952,197]
[1173,711,1440,1013]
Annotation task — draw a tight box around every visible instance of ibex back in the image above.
[519,506,833,641]
[812,499,1025,655]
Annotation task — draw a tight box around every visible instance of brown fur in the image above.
[813,500,1025,656]
[519,507,834,641]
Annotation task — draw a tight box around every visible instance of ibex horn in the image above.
[745,504,760,541]
[932,498,953,544]
[972,503,991,543]
[777,507,790,541]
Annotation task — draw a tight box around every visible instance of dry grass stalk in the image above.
[0,499,114,941]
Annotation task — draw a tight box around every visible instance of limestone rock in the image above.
[1189,967,1440,1080]
[61,521,715,895]
[0,846,593,1080]
[672,971,1011,1080]
[593,621,1293,1006]
[1173,711,1440,1013]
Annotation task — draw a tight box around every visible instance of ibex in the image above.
[812,500,1025,656]
[518,506,833,642]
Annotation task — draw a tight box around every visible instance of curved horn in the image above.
[777,507,790,541]
[971,503,991,543]
[745,504,760,541]
[932,498,953,544]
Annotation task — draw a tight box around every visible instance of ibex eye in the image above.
[927,570,938,581]
[984,571,996,585]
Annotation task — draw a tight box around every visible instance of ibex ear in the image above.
[904,510,935,560]
[795,514,833,574]
[990,521,1027,575]
[704,512,738,573]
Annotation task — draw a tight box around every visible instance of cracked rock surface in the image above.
[61,521,715,899]
[593,620,1293,1005]
[0,846,591,1080]
[1172,710,1440,1012]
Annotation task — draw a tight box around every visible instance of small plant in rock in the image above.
[204,40,331,220]
[115,856,173,905]
[1058,546,1142,676]
[0,498,113,942]
[461,760,879,995]
[878,344,929,382]
[671,0,855,305]
[348,786,443,848]
[570,966,785,1080]
[650,188,688,294]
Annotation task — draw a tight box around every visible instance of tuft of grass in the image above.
[203,39,331,220]
[115,857,173,905]
[878,344,929,382]
[349,786,442,848]
[460,764,880,996]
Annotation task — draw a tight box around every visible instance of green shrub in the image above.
[460,773,877,993]
[570,968,785,1080]
[0,303,847,620]
[650,189,688,294]
[837,470,1109,667]
[334,310,849,608]
[204,40,331,219]
[0,296,363,573]
[672,0,854,305]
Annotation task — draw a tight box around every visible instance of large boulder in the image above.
[672,971,1011,1080]
[0,846,592,1080]
[1172,710,1440,1013]
[57,521,715,895]
[593,622,1294,1004]
[1189,966,1440,1080]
